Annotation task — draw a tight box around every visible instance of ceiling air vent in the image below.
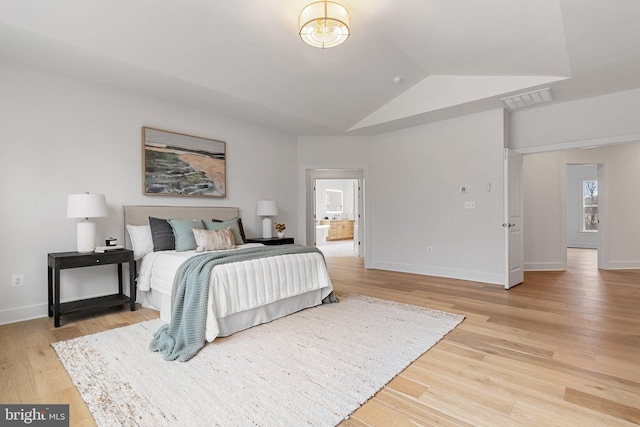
[501,87,554,111]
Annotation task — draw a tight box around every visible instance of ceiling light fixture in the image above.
[501,87,555,111]
[299,0,350,49]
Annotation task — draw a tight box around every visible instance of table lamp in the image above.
[67,193,108,253]
[256,200,278,238]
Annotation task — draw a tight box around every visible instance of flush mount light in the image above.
[299,0,350,49]
[501,87,555,111]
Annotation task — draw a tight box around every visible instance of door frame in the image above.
[560,162,608,269]
[518,143,613,272]
[305,169,365,257]
[596,163,608,269]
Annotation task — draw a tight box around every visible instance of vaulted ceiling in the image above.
[1,0,639,135]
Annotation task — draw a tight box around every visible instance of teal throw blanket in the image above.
[149,245,334,361]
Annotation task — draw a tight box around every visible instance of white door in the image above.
[504,149,524,289]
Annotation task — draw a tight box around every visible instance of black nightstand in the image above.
[246,237,295,245]
[47,249,136,327]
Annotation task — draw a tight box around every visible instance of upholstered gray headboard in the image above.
[123,205,240,248]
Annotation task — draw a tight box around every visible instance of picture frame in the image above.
[142,127,226,198]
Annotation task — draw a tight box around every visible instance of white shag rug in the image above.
[52,294,464,427]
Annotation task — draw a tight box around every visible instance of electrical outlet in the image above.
[427,246,433,254]
[11,274,24,287]
[464,201,476,209]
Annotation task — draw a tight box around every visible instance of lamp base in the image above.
[77,220,96,253]
[262,217,273,239]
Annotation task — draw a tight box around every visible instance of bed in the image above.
[123,206,334,348]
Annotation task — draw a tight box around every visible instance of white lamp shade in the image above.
[256,200,278,217]
[67,194,108,219]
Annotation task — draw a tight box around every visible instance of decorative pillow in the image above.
[126,224,153,260]
[149,217,175,251]
[168,219,205,251]
[205,217,246,244]
[192,227,236,252]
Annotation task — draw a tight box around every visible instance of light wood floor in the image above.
[1,248,639,426]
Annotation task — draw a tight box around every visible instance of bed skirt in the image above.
[138,287,323,341]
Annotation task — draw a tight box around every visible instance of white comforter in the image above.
[137,244,333,341]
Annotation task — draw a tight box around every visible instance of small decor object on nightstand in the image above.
[275,223,286,239]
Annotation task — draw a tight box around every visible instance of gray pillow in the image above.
[168,219,205,251]
[204,218,246,244]
[149,217,175,251]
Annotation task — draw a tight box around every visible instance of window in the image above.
[582,180,598,231]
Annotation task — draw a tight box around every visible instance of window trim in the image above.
[582,179,598,233]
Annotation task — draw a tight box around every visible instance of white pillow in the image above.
[126,224,153,260]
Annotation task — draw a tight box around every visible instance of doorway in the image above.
[566,164,599,269]
[315,179,359,257]
[305,169,364,258]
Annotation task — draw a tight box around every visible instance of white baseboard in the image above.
[0,303,48,326]
[1,288,136,325]
[606,261,640,269]
[524,262,566,271]
[524,260,640,270]
[367,261,504,285]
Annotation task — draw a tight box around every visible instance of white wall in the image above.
[510,87,640,152]
[0,60,298,324]
[368,109,506,283]
[523,143,640,270]
[566,164,598,249]
[298,109,507,285]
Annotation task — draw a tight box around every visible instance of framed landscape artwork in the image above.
[142,127,226,198]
